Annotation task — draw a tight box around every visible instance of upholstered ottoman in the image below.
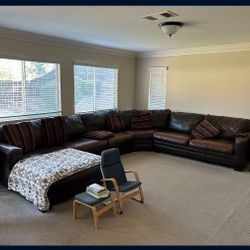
[73,192,116,229]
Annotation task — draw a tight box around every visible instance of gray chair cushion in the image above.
[101,148,127,186]
[101,148,142,193]
[74,192,109,206]
[110,181,141,193]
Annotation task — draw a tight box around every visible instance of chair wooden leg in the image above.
[73,201,77,219]
[113,193,124,214]
[139,186,144,203]
[111,198,116,216]
[118,197,124,214]
[92,206,99,229]
[113,189,124,214]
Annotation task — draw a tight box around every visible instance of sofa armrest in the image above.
[0,143,23,186]
[237,132,250,159]
[234,135,249,171]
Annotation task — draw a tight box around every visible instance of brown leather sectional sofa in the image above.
[0,109,250,208]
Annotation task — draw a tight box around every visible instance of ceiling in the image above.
[1,6,250,53]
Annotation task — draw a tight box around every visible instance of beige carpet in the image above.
[1,151,250,245]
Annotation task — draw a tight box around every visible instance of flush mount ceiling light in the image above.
[159,21,183,37]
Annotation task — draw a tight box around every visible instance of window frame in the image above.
[0,57,62,122]
[73,63,119,113]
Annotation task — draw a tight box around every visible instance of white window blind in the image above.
[0,58,61,121]
[148,67,167,109]
[74,65,118,113]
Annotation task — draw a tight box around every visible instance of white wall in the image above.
[136,51,250,119]
[0,28,136,115]
[2,27,250,120]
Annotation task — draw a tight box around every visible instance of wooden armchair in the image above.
[100,148,144,214]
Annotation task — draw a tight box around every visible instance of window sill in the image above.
[0,112,62,124]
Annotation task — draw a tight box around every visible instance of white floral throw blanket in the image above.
[8,148,101,211]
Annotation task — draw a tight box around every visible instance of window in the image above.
[148,67,167,109]
[0,58,61,121]
[74,65,118,113]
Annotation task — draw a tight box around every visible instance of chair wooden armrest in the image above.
[124,170,140,182]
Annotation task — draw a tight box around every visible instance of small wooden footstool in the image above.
[73,192,116,229]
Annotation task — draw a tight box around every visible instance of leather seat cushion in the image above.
[64,138,107,153]
[110,181,141,193]
[154,131,193,145]
[127,129,157,139]
[108,132,133,147]
[189,138,234,155]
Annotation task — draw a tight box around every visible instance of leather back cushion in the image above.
[168,112,205,133]
[80,110,111,132]
[2,122,35,154]
[130,111,151,130]
[150,109,171,129]
[106,112,126,132]
[0,126,6,142]
[30,119,45,148]
[41,116,66,146]
[206,115,250,139]
[64,114,85,140]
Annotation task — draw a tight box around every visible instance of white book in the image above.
[87,183,106,194]
[86,189,110,199]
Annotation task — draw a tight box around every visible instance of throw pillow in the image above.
[3,122,35,154]
[191,119,220,139]
[130,111,151,130]
[41,116,66,146]
[84,131,114,140]
[106,113,126,132]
